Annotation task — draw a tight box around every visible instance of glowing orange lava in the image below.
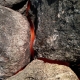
[28,17,35,59]
[26,0,35,59]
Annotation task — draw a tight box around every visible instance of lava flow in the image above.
[28,16,35,60]
[26,0,35,60]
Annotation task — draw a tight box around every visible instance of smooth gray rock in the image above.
[6,59,79,80]
[0,5,30,79]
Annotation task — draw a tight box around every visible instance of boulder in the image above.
[6,59,79,80]
[30,0,80,62]
[0,5,30,79]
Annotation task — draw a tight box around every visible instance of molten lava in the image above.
[28,16,35,59]
[26,0,35,59]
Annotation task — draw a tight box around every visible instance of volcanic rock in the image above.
[0,5,30,79]
[6,59,79,80]
[30,0,80,62]
[0,0,27,8]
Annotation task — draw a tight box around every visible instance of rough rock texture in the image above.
[6,59,79,80]
[0,0,27,8]
[0,0,28,15]
[30,0,80,62]
[0,5,30,79]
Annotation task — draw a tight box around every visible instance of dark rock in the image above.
[30,0,80,62]
[0,5,30,79]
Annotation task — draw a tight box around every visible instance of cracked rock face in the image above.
[30,0,80,62]
[6,59,79,80]
[0,5,30,79]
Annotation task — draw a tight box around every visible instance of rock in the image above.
[30,0,80,62]
[6,59,79,80]
[0,0,28,15]
[0,0,27,8]
[0,5,30,79]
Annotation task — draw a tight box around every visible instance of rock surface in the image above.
[0,0,27,8]
[6,59,79,80]
[30,0,80,62]
[0,5,30,79]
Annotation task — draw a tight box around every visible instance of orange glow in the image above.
[26,0,35,59]
[28,16,35,59]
